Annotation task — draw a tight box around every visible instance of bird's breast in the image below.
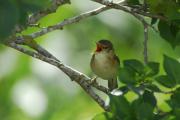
[91,51,118,80]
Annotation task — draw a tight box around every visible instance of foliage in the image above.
[94,55,180,120]
[0,0,50,41]
[147,0,180,48]
[93,0,180,119]
[128,0,180,48]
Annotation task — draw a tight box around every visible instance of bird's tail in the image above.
[108,78,118,91]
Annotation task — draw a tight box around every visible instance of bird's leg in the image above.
[88,76,110,94]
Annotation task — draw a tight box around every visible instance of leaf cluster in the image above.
[128,0,180,48]
[147,0,180,48]
[0,0,50,41]
[93,55,180,120]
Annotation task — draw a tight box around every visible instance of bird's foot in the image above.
[89,76,98,85]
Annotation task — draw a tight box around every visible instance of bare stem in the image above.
[143,23,148,64]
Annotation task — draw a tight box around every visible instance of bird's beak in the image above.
[96,42,102,52]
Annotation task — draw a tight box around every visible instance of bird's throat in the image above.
[96,46,102,52]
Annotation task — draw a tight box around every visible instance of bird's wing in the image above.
[114,55,120,66]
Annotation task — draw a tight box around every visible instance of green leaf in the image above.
[142,90,157,107]
[173,20,180,44]
[136,102,154,120]
[164,55,180,83]
[147,0,167,14]
[158,20,180,48]
[92,112,114,120]
[151,18,158,25]
[146,62,159,76]
[169,88,180,108]
[109,94,131,118]
[0,0,52,42]
[174,108,180,120]
[176,31,180,43]
[156,75,176,88]
[18,0,51,11]
[170,21,180,37]
[119,67,136,84]
[123,59,144,74]
[146,84,162,92]
[153,114,173,120]
[165,3,180,20]
[132,98,154,120]
[147,0,180,20]
[0,0,18,41]
[16,0,51,25]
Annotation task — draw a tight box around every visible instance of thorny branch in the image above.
[3,0,165,111]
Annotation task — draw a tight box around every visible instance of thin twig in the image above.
[28,0,71,24]
[92,0,167,20]
[143,23,148,64]
[30,6,110,38]
[132,10,167,21]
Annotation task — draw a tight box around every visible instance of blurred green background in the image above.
[0,0,180,120]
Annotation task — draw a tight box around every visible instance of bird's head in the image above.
[95,40,113,52]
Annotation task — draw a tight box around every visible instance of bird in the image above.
[90,39,120,91]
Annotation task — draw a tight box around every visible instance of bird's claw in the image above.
[89,76,98,85]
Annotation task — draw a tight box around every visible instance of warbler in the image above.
[90,40,120,91]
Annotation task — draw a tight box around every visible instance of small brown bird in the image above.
[90,40,120,91]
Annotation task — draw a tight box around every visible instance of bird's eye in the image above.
[103,46,108,49]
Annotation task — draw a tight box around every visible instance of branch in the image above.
[87,79,110,94]
[13,35,60,62]
[28,0,71,24]
[132,9,167,21]
[29,6,110,39]
[14,0,71,33]
[92,0,167,20]
[5,41,109,111]
[26,0,161,39]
